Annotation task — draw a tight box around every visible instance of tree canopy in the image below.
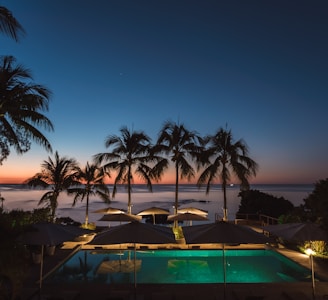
[237,189,294,219]
[303,178,328,228]
[0,56,53,164]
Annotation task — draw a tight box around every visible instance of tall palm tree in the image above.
[0,55,53,164]
[0,6,25,41]
[152,121,203,224]
[93,126,153,214]
[68,162,110,227]
[25,151,79,222]
[197,127,258,221]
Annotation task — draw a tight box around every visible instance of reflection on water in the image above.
[0,184,313,226]
[46,249,311,284]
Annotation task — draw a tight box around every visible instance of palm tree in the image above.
[197,127,258,221]
[93,126,153,214]
[68,162,110,228]
[0,6,25,41]
[0,56,53,164]
[152,121,203,225]
[25,151,79,222]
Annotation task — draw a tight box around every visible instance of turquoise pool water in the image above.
[46,249,312,284]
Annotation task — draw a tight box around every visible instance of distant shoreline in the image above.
[0,182,316,186]
[0,183,314,226]
[0,182,315,188]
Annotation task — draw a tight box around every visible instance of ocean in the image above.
[0,184,314,226]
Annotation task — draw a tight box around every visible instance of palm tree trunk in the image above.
[174,163,179,228]
[222,183,228,221]
[127,167,132,213]
[50,193,58,223]
[51,210,56,223]
[85,194,89,226]
[127,189,132,213]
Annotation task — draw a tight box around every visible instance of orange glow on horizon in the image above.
[0,161,317,186]
[0,176,29,184]
[0,175,315,186]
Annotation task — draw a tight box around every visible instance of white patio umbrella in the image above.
[92,206,125,214]
[137,206,170,224]
[167,212,209,226]
[98,212,142,223]
[177,207,208,216]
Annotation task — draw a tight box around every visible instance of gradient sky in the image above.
[0,0,327,184]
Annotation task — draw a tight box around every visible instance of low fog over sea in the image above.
[1,184,313,226]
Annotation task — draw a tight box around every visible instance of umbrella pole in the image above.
[310,253,315,300]
[39,245,44,290]
[134,243,137,289]
[223,243,226,300]
[134,243,137,299]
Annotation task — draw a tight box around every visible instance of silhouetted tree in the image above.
[94,126,153,213]
[152,121,202,226]
[0,6,25,41]
[0,56,53,164]
[68,162,110,227]
[237,189,294,219]
[197,127,258,221]
[25,152,79,222]
[303,178,328,228]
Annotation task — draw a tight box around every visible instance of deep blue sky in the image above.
[1,0,327,184]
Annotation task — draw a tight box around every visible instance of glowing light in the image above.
[305,248,315,256]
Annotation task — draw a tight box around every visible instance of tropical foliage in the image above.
[0,56,53,164]
[93,126,153,213]
[25,151,79,222]
[68,162,110,228]
[237,189,294,219]
[0,6,25,41]
[303,178,328,228]
[197,127,258,221]
[152,121,203,223]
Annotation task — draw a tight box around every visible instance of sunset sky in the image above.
[0,0,327,185]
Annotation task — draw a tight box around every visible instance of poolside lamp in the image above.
[305,247,316,300]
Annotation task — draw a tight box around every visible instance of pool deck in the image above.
[20,239,328,300]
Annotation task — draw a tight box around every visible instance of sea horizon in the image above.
[0,183,314,226]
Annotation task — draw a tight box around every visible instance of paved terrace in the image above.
[19,238,328,300]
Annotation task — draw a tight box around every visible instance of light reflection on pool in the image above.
[46,249,311,284]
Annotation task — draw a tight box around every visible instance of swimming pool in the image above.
[46,249,312,285]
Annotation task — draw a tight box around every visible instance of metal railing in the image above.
[234,213,278,226]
